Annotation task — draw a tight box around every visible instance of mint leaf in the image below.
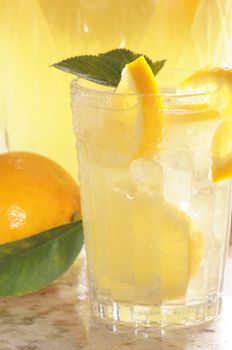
[52,49,166,87]
[0,221,83,296]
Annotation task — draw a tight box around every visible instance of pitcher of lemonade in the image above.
[0,0,232,176]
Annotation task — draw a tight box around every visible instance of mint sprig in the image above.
[52,49,166,87]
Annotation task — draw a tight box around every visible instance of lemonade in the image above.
[70,55,232,327]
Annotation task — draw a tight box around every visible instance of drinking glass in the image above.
[71,79,232,328]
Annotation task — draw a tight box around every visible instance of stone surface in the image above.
[0,248,231,350]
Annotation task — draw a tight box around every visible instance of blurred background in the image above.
[0,0,232,177]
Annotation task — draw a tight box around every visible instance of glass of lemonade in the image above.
[71,75,232,328]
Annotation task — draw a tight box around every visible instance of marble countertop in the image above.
[0,247,231,350]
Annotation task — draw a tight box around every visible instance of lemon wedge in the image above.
[117,56,163,158]
[179,65,232,182]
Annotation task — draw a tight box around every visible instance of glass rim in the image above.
[71,78,217,99]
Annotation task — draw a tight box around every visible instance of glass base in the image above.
[92,294,222,329]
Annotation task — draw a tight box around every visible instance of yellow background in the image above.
[1,0,232,176]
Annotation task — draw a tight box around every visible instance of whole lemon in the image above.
[0,152,81,245]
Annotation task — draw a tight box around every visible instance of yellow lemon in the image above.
[0,152,81,245]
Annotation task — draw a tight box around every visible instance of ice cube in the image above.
[130,159,163,195]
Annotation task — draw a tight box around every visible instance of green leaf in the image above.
[0,221,84,296]
[52,48,166,87]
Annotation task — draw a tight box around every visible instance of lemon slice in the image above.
[211,121,232,182]
[179,65,232,182]
[117,56,163,158]
[86,56,162,165]
[179,64,232,98]
[95,191,203,303]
